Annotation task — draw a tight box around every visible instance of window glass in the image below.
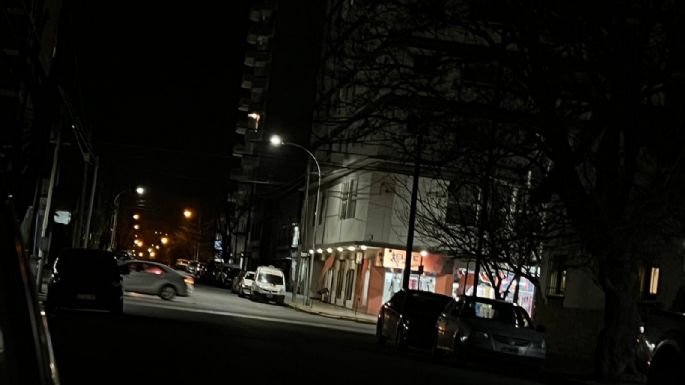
[143,264,165,275]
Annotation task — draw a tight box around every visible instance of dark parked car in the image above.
[45,249,123,314]
[376,290,452,349]
[637,309,685,385]
[0,178,60,384]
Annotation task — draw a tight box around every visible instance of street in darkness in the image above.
[48,285,547,385]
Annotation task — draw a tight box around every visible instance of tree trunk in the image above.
[596,257,640,382]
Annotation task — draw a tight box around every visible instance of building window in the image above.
[339,180,358,220]
[446,185,478,226]
[639,265,660,299]
[548,257,567,296]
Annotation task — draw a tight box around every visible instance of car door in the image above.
[138,263,167,294]
[121,262,146,292]
[442,299,466,351]
[436,300,457,349]
[382,291,404,339]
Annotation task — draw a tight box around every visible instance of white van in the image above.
[250,265,286,304]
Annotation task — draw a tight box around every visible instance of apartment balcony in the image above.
[245,130,263,143]
[241,155,260,169]
[232,143,254,158]
[244,50,270,67]
[241,71,267,91]
[246,24,274,45]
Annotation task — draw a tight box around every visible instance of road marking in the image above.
[125,301,375,335]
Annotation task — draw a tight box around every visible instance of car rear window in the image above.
[258,273,283,285]
[54,250,118,277]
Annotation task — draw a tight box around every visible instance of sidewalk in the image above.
[285,292,377,324]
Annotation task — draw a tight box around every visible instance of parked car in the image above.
[45,248,123,314]
[376,290,451,349]
[174,258,191,271]
[185,261,204,278]
[250,265,286,304]
[119,260,194,300]
[219,266,242,288]
[636,308,685,384]
[434,297,546,362]
[0,179,60,384]
[237,271,255,297]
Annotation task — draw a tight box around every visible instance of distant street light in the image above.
[133,224,140,230]
[270,134,321,306]
[160,236,169,245]
[183,209,193,219]
[110,186,144,251]
[132,214,140,220]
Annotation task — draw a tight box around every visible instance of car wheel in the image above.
[159,285,176,301]
[453,335,467,365]
[376,317,386,345]
[432,332,443,360]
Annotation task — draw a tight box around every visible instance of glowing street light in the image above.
[133,224,140,230]
[420,250,429,257]
[132,214,140,220]
[160,236,169,245]
[136,187,145,195]
[183,209,193,219]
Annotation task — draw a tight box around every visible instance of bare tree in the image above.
[313,0,685,380]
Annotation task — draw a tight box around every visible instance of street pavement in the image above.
[46,284,555,385]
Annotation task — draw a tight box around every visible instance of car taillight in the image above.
[184,276,194,285]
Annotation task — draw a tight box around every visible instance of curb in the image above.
[285,302,376,325]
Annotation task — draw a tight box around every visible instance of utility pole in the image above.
[82,157,99,248]
[293,161,311,302]
[402,118,423,290]
[36,128,61,292]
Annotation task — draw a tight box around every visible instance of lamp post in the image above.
[110,186,144,251]
[270,134,321,306]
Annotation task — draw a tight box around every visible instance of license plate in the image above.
[76,294,96,300]
[266,294,273,298]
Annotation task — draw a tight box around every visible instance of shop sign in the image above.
[383,248,422,269]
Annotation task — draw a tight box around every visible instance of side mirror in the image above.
[536,324,546,333]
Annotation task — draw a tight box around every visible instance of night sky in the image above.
[58,0,250,219]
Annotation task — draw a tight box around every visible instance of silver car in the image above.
[237,271,255,297]
[119,260,194,300]
[434,297,546,362]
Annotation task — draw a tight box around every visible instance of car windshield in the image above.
[464,300,516,324]
[245,272,255,280]
[54,250,118,277]
[406,293,451,314]
[258,273,283,285]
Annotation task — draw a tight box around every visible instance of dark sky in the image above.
[59,0,249,220]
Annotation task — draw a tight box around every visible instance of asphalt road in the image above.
[47,285,549,385]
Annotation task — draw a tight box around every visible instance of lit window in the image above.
[649,267,659,295]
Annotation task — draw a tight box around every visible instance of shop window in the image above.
[345,269,355,301]
[547,257,567,296]
[639,265,660,299]
[335,269,345,299]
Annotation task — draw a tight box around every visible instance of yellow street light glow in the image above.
[147,248,152,253]
[155,245,160,250]
[308,249,315,254]
[420,250,429,257]
[347,246,356,251]
[337,247,344,252]
[316,248,323,253]
[360,245,368,250]
[133,224,140,230]
[132,214,140,220]
[326,248,333,253]
[136,187,145,195]
[160,236,169,245]
[138,252,144,257]
[183,209,193,219]
[150,251,156,257]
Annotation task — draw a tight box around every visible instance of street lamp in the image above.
[110,186,144,251]
[270,134,321,306]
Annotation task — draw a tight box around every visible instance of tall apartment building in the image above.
[230,0,325,279]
